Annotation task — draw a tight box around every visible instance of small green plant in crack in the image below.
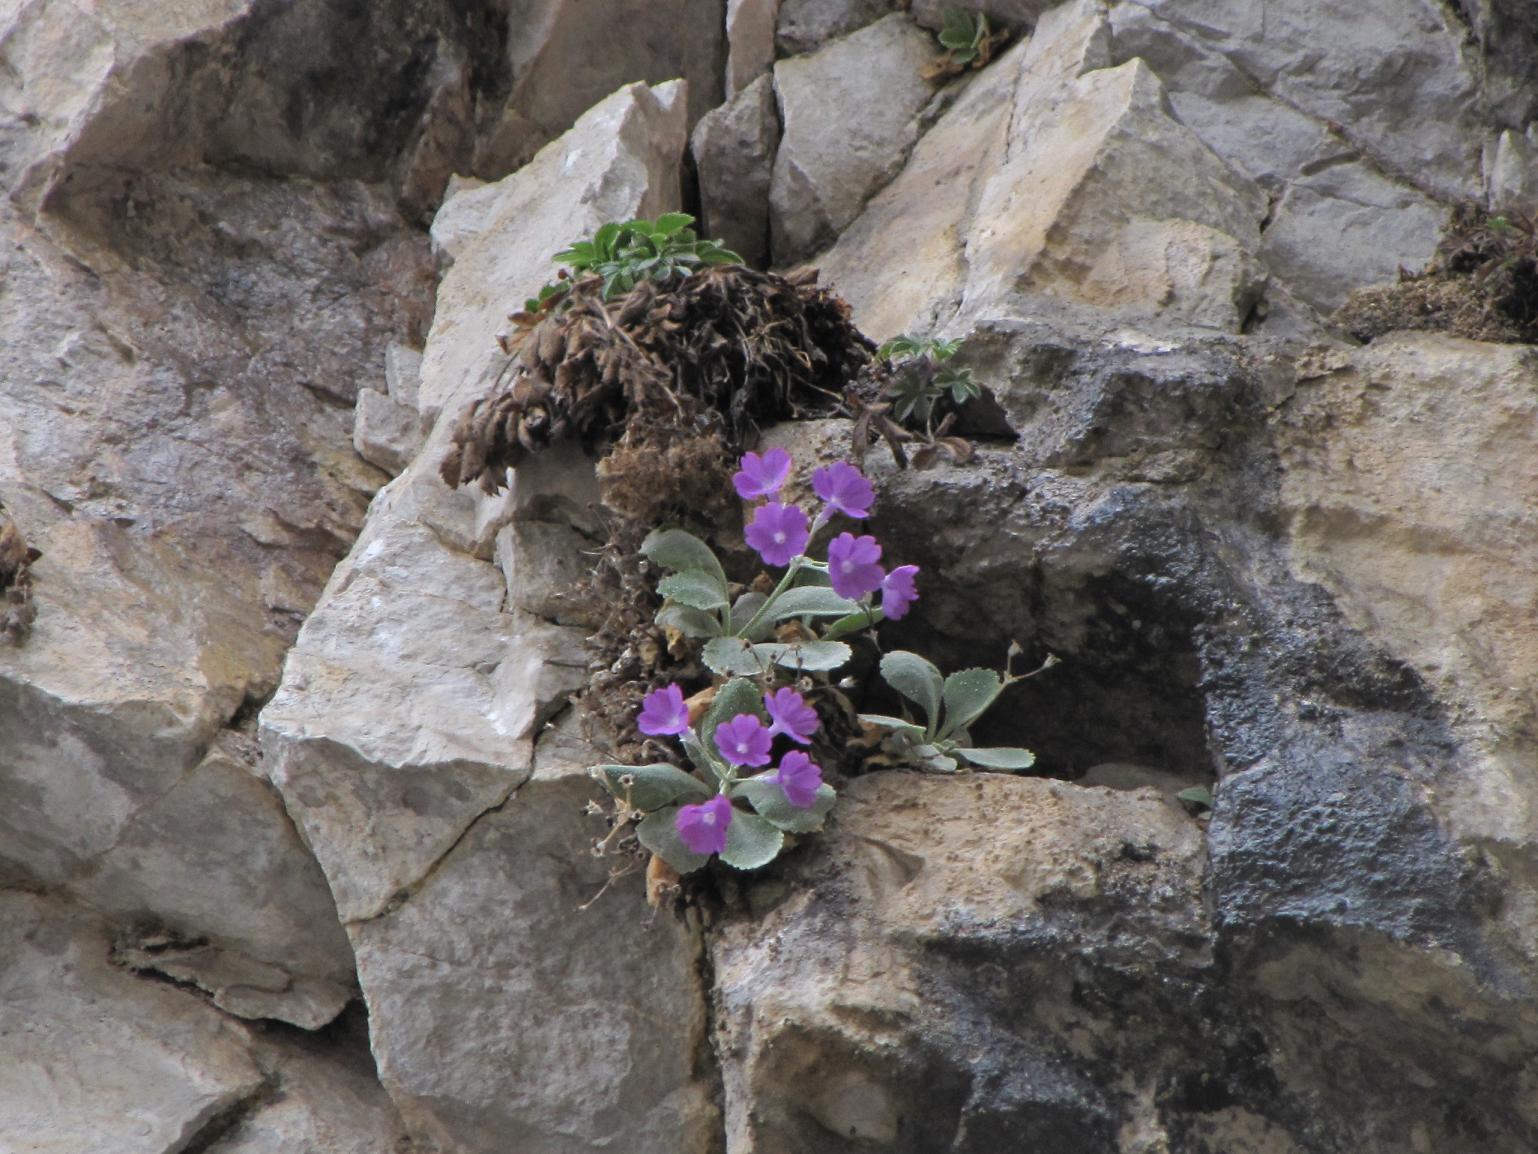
[859,644,1056,773]
[516,213,742,322]
[849,333,980,469]
[926,8,1010,78]
[877,334,981,424]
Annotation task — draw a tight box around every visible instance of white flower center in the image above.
[773,531,786,543]
[702,810,717,825]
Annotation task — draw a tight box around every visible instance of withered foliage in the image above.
[439,264,873,524]
[0,504,40,646]
[1333,204,1538,345]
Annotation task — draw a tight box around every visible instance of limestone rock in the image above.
[1275,335,1538,867]
[354,387,429,476]
[774,0,899,56]
[770,14,938,265]
[473,0,722,176]
[1259,152,1447,313]
[211,1017,412,1154]
[385,342,425,412]
[693,74,779,268]
[1486,125,1538,217]
[818,1,1266,337]
[420,81,689,420]
[713,774,1206,1151]
[726,0,779,98]
[262,78,716,1153]
[352,732,717,1154]
[0,891,267,1154]
[1103,0,1484,204]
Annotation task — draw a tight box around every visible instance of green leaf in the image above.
[938,668,1005,741]
[704,677,765,744]
[642,527,728,589]
[774,640,853,673]
[592,764,713,810]
[703,637,783,677]
[733,777,836,833]
[955,746,1036,771]
[655,603,722,639]
[636,807,713,874]
[1177,786,1214,810]
[704,638,852,675]
[658,569,728,611]
[820,606,883,641]
[858,713,927,739]
[939,8,976,50]
[880,651,945,737]
[720,809,784,870]
[653,212,695,235]
[766,586,863,620]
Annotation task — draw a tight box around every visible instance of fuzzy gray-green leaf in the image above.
[734,778,836,833]
[636,808,713,874]
[656,603,722,638]
[657,569,729,611]
[774,640,852,673]
[938,667,1004,740]
[592,764,713,810]
[880,651,945,736]
[720,809,785,870]
[704,678,764,743]
[768,586,863,620]
[954,746,1035,771]
[703,637,782,676]
[642,528,728,589]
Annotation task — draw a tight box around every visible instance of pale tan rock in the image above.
[818,0,1265,337]
[769,14,937,264]
[353,387,428,476]
[1276,334,1538,912]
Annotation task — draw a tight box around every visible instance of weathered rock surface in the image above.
[262,79,717,1153]
[474,0,724,175]
[7,0,1538,1149]
[726,0,779,98]
[770,14,937,265]
[0,0,446,1026]
[774,0,900,56]
[693,73,779,268]
[714,773,1207,1152]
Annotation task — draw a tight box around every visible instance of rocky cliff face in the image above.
[3,2,1536,1152]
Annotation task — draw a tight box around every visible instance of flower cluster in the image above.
[638,681,826,856]
[735,451,919,620]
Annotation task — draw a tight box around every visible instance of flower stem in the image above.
[735,556,804,639]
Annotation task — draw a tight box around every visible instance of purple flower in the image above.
[764,687,820,745]
[880,565,920,621]
[812,461,874,519]
[637,683,690,736]
[676,794,733,855]
[826,532,885,600]
[733,448,793,501]
[714,713,773,767]
[745,502,809,568]
[772,751,823,809]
